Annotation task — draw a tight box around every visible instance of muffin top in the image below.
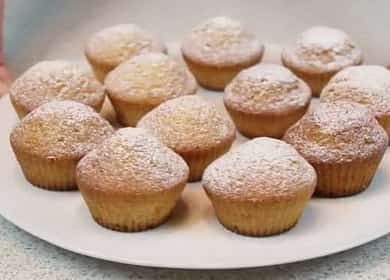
[321,65,390,118]
[76,128,189,193]
[224,64,311,114]
[10,101,114,160]
[105,53,197,105]
[282,26,363,74]
[137,95,236,152]
[9,60,105,114]
[283,101,388,163]
[181,16,264,66]
[85,24,165,68]
[203,137,316,202]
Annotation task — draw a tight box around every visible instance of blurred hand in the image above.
[0,62,11,97]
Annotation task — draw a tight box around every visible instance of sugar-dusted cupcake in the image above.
[105,53,197,126]
[321,65,390,139]
[137,95,236,181]
[224,64,311,138]
[283,101,388,197]
[181,16,264,90]
[9,60,106,119]
[85,24,166,82]
[203,137,316,236]
[76,128,189,232]
[10,101,114,190]
[282,26,363,96]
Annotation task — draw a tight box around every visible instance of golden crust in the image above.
[10,101,114,160]
[137,95,236,153]
[76,128,189,195]
[203,138,317,203]
[283,101,388,164]
[105,53,197,126]
[85,24,165,77]
[181,17,263,67]
[9,60,106,118]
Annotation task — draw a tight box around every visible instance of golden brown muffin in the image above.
[85,24,165,82]
[203,137,316,236]
[321,65,390,139]
[224,64,311,138]
[283,101,388,197]
[137,95,236,181]
[282,26,363,96]
[181,16,264,90]
[10,101,114,190]
[76,128,189,232]
[105,53,198,126]
[9,60,106,119]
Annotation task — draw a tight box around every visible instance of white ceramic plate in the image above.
[4,0,390,269]
[2,91,390,269]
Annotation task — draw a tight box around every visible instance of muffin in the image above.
[85,24,166,82]
[224,64,311,138]
[282,26,363,96]
[105,53,198,126]
[283,101,388,197]
[181,16,264,90]
[137,95,236,181]
[9,60,106,119]
[321,65,390,139]
[76,128,189,232]
[10,101,114,190]
[203,137,316,236]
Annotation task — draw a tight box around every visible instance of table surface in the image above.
[3,0,390,279]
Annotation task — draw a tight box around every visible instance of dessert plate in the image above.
[2,92,390,269]
[4,0,390,269]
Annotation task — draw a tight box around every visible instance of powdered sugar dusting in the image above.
[283,101,388,163]
[282,26,363,73]
[85,24,165,67]
[105,53,197,105]
[321,65,390,117]
[203,137,316,201]
[181,17,263,66]
[137,95,236,151]
[9,60,105,114]
[224,64,311,113]
[76,128,189,193]
[10,101,114,159]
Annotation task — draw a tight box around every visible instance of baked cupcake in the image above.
[282,26,363,96]
[9,60,106,119]
[203,137,316,236]
[283,101,388,197]
[224,64,311,138]
[10,101,114,190]
[181,16,264,90]
[137,95,236,181]
[105,53,197,126]
[76,128,189,232]
[85,24,166,82]
[321,65,390,139]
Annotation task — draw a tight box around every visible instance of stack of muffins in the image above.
[8,17,390,236]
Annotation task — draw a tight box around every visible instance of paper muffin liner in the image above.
[206,191,312,236]
[10,99,29,119]
[13,150,78,191]
[179,138,234,182]
[225,106,308,139]
[108,96,155,127]
[79,183,185,232]
[312,152,385,197]
[85,55,113,83]
[182,55,262,91]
